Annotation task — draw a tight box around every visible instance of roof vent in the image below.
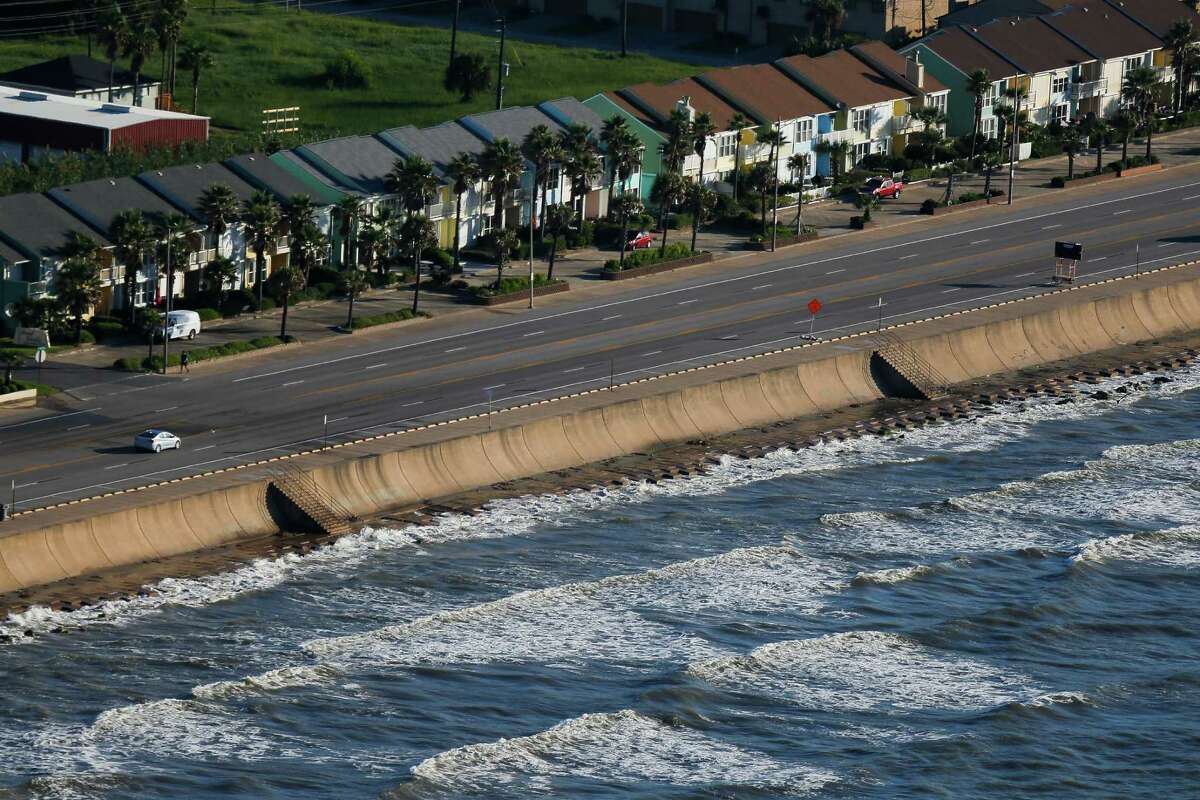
[17,91,47,101]
[101,103,131,113]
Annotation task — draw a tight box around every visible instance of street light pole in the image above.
[770,122,781,252]
[495,17,507,111]
[529,164,536,310]
[160,225,174,374]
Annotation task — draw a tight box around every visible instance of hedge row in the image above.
[349,309,430,330]
[604,242,694,272]
[114,335,292,371]
[469,273,558,298]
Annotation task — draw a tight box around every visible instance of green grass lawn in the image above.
[0,4,706,138]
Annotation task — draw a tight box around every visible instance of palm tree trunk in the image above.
[1122,134,1129,163]
[1145,115,1153,159]
[1096,141,1103,173]
[280,294,290,338]
[760,192,767,235]
[133,70,141,107]
[548,232,559,280]
[346,290,355,329]
[411,247,421,314]
[619,212,628,266]
[256,250,266,310]
[1067,152,1074,179]
[795,190,804,235]
[192,74,199,115]
[452,194,463,270]
[733,144,742,200]
[659,215,670,255]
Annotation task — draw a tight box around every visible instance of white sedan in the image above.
[134,429,182,453]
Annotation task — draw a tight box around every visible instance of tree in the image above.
[686,182,716,248]
[358,223,386,279]
[157,211,194,303]
[242,189,282,310]
[1163,20,1197,113]
[813,139,850,183]
[981,147,1002,199]
[649,170,687,254]
[177,41,214,114]
[388,156,439,215]
[335,195,363,271]
[688,111,717,252]
[1089,119,1112,173]
[659,108,693,174]
[965,69,991,159]
[56,232,104,344]
[124,22,157,108]
[747,162,773,233]
[110,209,154,324]
[806,0,845,46]
[853,190,880,222]
[611,193,643,266]
[600,116,639,212]
[1111,110,1137,163]
[96,3,128,104]
[543,203,574,280]
[340,266,370,330]
[559,124,599,220]
[198,182,238,280]
[205,255,239,302]
[1121,65,1160,159]
[492,227,520,287]
[787,151,810,235]
[1063,118,1083,179]
[443,52,491,102]
[728,111,752,200]
[754,125,786,237]
[273,265,305,339]
[478,137,524,229]
[521,125,560,236]
[445,153,480,271]
[155,0,188,97]
[396,214,437,313]
[283,194,318,285]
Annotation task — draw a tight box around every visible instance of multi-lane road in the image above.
[4,168,1200,511]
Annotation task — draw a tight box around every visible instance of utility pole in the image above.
[621,0,628,57]
[770,121,781,252]
[160,227,175,374]
[450,0,461,64]
[529,164,536,309]
[495,16,507,111]
[1007,97,1020,205]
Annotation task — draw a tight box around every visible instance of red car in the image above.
[625,230,654,250]
[863,176,904,199]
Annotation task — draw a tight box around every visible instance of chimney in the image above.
[676,95,696,122]
[905,55,925,89]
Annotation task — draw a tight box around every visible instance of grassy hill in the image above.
[0,4,705,138]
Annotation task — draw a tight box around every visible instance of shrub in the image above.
[665,211,693,230]
[196,308,221,322]
[920,198,940,214]
[603,241,694,272]
[258,297,277,311]
[249,335,282,348]
[113,356,143,371]
[905,167,932,182]
[565,219,594,249]
[470,273,559,298]
[90,319,127,340]
[1050,176,1067,188]
[350,309,430,329]
[323,50,372,89]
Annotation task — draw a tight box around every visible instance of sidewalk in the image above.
[37,126,1200,378]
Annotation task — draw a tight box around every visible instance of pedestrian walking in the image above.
[180,351,190,373]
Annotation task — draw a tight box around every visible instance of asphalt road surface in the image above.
[4,168,1200,511]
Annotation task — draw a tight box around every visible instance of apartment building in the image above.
[617,78,741,182]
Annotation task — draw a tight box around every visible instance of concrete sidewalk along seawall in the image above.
[2,263,1200,595]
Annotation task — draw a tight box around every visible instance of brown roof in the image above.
[850,40,950,93]
[1103,0,1200,37]
[967,16,1095,72]
[1042,3,1163,58]
[603,91,659,130]
[775,49,910,109]
[695,63,833,124]
[617,78,741,131]
[914,26,1023,80]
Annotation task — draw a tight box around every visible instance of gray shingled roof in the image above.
[538,97,606,139]
[49,176,186,238]
[225,152,334,203]
[0,192,111,258]
[379,121,487,174]
[137,162,260,220]
[294,134,400,195]
[0,238,27,265]
[460,106,565,145]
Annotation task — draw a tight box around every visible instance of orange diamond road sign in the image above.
[807,298,822,315]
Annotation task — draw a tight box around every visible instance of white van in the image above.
[165,310,202,341]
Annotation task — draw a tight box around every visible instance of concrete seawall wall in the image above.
[4,267,1200,595]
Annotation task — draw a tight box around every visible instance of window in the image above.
[1123,56,1143,76]
[1051,74,1069,94]
[981,116,998,139]
[796,118,813,142]
[877,137,891,155]
[853,141,871,164]
[927,93,947,115]
[1051,103,1069,124]
[986,81,1004,108]
[852,108,871,133]
[717,133,736,158]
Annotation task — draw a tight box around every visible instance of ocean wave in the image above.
[83,698,285,762]
[851,563,939,586]
[191,663,342,700]
[404,708,836,796]
[303,545,841,667]
[687,631,1041,713]
[1071,526,1200,569]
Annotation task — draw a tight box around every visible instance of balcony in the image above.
[1069,78,1108,100]
[816,128,859,146]
[424,201,452,219]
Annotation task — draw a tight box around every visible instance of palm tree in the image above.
[1090,119,1112,173]
[1063,118,1083,179]
[283,194,318,285]
[340,267,370,330]
[56,232,104,344]
[358,223,386,278]
[157,211,193,299]
[478,137,524,229]
[806,0,845,46]
[688,112,717,251]
[387,156,439,216]
[205,255,239,304]
[1111,110,1137,163]
[198,182,239,271]
[96,3,128,104]
[521,125,560,237]
[649,170,687,255]
[728,111,752,200]
[274,265,305,339]
[1163,20,1196,113]
[493,227,520,287]
[600,116,638,210]
[564,145,602,223]
[177,41,214,115]
[334,195,363,271]
[659,108,693,175]
[396,214,437,313]
[110,209,154,324]
[124,22,156,107]
[612,193,643,267]
[444,153,480,272]
[787,152,810,235]
[813,139,850,184]
[965,69,991,158]
[543,203,574,280]
[1121,65,1161,160]
[242,190,282,311]
[753,126,786,236]
[156,0,188,97]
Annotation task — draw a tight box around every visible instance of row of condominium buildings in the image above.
[0,0,1195,333]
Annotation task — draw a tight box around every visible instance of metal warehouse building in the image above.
[0,85,209,164]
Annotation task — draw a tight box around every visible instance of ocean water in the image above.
[2,366,1199,799]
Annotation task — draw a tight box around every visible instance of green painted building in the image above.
[583,92,665,198]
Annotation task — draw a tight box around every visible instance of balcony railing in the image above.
[1069,78,1108,100]
[816,128,859,145]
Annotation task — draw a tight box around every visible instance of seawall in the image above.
[3,262,1200,595]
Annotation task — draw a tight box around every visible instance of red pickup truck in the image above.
[863,176,905,199]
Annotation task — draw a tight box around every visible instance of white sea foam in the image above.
[303,545,841,668]
[408,709,836,795]
[191,663,342,700]
[82,698,283,762]
[688,631,1041,712]
[1071,525,1200,568]
[852,563,940,586]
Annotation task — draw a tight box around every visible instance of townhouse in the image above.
[539,96,638,203]
[617,77,741,183]
[695,62,836,182]
[583,92,665,197]
[0,239,31,334]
